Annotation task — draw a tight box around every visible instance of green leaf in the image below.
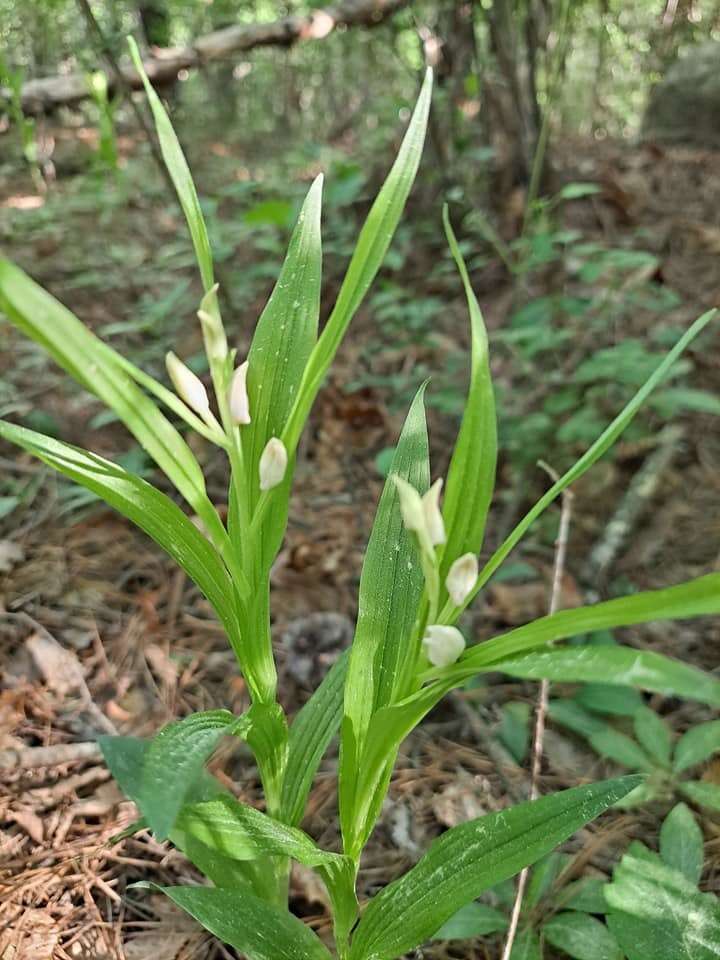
[525,852,567,908]
[281,651,348,827]
[509,927,542,960]
[674,720,720,773]
[441,207,497,584]
[0,422,244,656]
[140,710,249,839]
[176,794,344,868]
[128,37,213,290]
[242,176,323,564]
[498,701,532,763]
[549,699,607,738]
[464,310,717,606]
[605,853,720,960]
[484,644,720,708]
[455,573,720,675]
[284,69,433,450]
[588,728,655,772]
[340,386,429,855]
[559,876,609,914]
[348,777,641,960]
[660,803,704,884]
[633,706,673,768]
[0,261,224,543]
[160,885,333,960]
[543,912,623,960]
[431,901,508,940]
[680,780,720,812]
[575,684,644,717]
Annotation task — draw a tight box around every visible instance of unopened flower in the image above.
[423,478,446,546]
[446,552,478,607]
[394,476,426,536]
[228,361,251,425]
[422,625,466,668]
[198,284,227,362]
[166,351,210,416]
[259,437,288,491]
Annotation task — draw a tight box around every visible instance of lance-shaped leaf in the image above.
[239,176,323,565]
[680,781,720,811]
[283,69,433,451]
[159,885,333,960]
[440,207,497,584]
[483,646,720,709]
[339,386,429,854]
[139,710,251,840]
[349,777,641,960]
[0,261,225,544]
[660,803,704,884]
[0,421,244,649]
[673,719,720,773]
[456,308,717,613]
[128,37,213,290]
[605,853,720,960]
[281,650,349,827]
[441,573,720,687]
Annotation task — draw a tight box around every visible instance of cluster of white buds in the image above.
[166,343,288,493]
[422,624,465,667]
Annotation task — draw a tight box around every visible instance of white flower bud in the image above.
[259,437,288,491]
[166,351,210,416]
[228,361,251,425]
[394,476,426,535]
[422,625,466,668]
[422,478,446,546]
[446,552,479,607]
[198,284,227,362]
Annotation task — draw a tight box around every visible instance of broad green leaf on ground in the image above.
[281,650,349,827]
[660,803,704,884]
[160,885,333,960]
[0,261,225,542]
[680,780,720,812]
[605,853,720,960]
[633,706,673,767]
[588,728,655,772]
[559,876,608,914]
[284,70,433,450]
[481,645,720,708]
[549,700,608,738]
[440,207,497,585]
[139,710,250,839]
[431,901,508,940]
[460,309,717,609]
[674,720,720,773]
[543,912,623,960]
[128,38,213,289]
[508,927,542,960]
[348,777,640,960]
[340,387,429,854]
[0,422,245,654]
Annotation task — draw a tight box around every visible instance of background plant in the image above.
[1,36,720,960]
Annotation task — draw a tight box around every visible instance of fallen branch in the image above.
[5,0,410,114]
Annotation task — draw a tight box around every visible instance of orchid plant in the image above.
[1,39,719,960]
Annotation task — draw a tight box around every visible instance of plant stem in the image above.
[500,462,573,960]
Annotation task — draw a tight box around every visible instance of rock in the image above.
[643,43,720,147]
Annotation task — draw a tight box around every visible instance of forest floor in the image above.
[1,123,719,959]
